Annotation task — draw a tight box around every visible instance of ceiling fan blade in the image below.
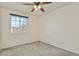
[41,2,52,5]
[40,7,45,12]
[22,3,33,5]
[31,8,35,12]
[34,2,37,4]
[33,2,40,5]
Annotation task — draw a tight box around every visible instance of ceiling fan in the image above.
[22,2,52,12]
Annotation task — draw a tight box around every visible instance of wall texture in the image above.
[0,7,39,49]
[0,8,2,49]
[39,3,79,54]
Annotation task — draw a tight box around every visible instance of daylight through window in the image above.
[10,14,28,33]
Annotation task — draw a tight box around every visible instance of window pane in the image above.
[16,21,19,24]
[11,20,15,24]
[11,16,16,21]
[20,17,25,27]
[16,16,19,22]
[23,18,27,25]
[16,23,19,27]
[11,24,16,27]
[15,16,20,28]
[20,17,24,22]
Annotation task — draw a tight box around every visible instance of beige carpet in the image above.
[0,41,79,56]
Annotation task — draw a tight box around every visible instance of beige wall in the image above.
[0,7,39,49]
[0,8,2,49]
[39,3,79,54]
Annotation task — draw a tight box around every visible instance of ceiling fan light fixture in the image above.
[34,5,38,11]
[38,5,41,9]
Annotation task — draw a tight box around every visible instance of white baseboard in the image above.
[40,40,79,55]
[1,40,39,50]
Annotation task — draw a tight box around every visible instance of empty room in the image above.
[0,2,79,56]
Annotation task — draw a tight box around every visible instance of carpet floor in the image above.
[0,41,79,56]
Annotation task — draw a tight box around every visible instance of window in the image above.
[10,14,28,33]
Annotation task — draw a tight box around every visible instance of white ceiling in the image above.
[0,2,72,17]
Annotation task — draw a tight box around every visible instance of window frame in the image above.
[10,14,29,33]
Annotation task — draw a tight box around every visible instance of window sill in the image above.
[10,30,28,34]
